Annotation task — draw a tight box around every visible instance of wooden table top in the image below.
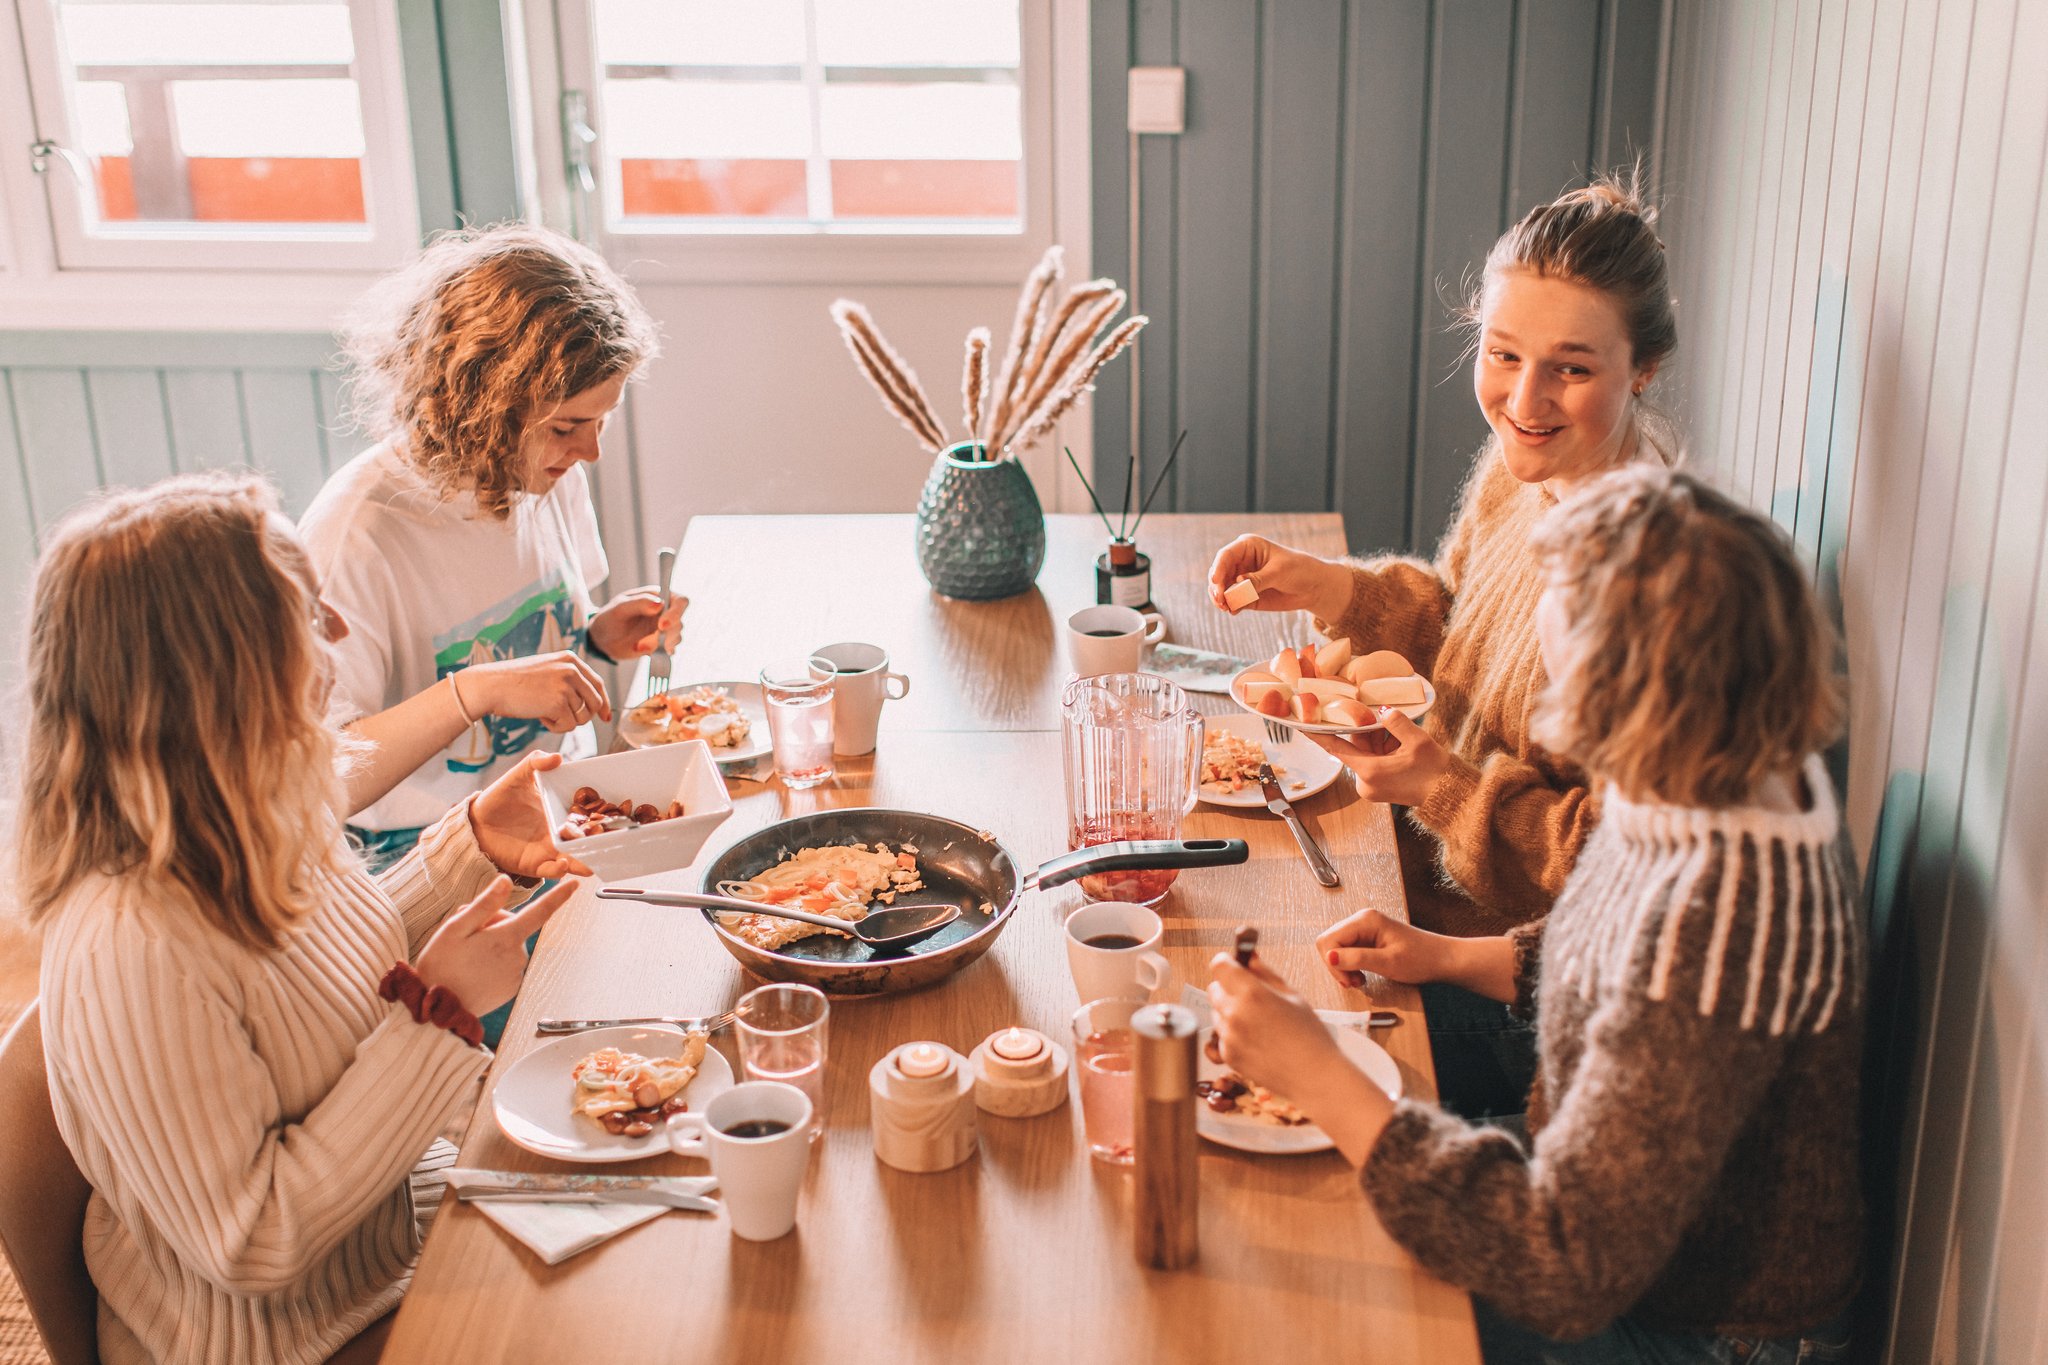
[382,513,1480,1365]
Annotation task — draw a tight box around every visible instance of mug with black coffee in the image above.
[1066,604,1167,677]
[669,1080,815,1240]
[1064,901,1170,1003]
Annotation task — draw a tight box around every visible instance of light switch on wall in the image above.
[1127,67,1186,135]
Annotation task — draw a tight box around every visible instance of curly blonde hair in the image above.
[1529,466,1843,807]
[13,472,354,950]
[341,223,659,519]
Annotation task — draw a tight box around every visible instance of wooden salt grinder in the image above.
[1132,1003,1199,1269]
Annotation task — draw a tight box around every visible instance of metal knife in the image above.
[1257,762,1340,887]
[448,1168,719,1211]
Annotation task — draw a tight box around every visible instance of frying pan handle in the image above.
[1031,838,1249,891]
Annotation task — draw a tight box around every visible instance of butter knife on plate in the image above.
[448,1168,719,1211]
[1257,762,1340,888]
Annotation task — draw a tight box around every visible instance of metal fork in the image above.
[645,546,677,698]
[1263,718,1293,746]
[534,1009,735,1036]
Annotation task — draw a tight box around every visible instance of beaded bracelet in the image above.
[378,962,484,1048]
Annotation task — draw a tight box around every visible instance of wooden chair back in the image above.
[0,1003,99,1365]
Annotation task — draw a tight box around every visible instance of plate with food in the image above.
[1198,714,1344,809]
[492,1025,734,1163]
[1229,641,1435,737]
[618,680,770,762]
[1196,1012,1403,1156]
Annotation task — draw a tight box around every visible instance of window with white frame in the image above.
[11,0,419,272]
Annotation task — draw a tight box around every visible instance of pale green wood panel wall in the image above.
[1660,0,2048,1358]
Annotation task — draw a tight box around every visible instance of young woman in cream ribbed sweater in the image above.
[14,473,589,1365]
[1209,469,1861,1364]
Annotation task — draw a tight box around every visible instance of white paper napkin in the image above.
[472,1200,670,1265]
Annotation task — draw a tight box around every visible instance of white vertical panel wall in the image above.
[1659,0,2048,1359]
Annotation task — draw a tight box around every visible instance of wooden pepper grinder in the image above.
[1132,1002,1200,1269]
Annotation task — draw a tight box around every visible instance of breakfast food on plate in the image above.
[628,685,752,748]
[1233,647,1427,728]
[714,842,925,951]
[1222,578,1261,611]
[1200,730,1279,792]
[572,1030,709,1137]
[556,786,685,840]
[1196,1072,1311,1126]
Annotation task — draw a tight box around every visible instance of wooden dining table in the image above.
[381,513,1481,1364]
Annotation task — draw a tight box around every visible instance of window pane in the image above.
[814,0,1018,67]
[593,0,804,67]
[601,80,811,159]
[820,83,1020,160]
[50,0,371,228]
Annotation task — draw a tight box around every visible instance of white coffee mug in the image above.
[1064,901,1171,1003]
[1067,605,1167,677]
[811,642,910,756]
[669,1081,815,1241]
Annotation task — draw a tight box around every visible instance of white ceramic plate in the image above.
[617,680,771,763]
[1227,669,1437,738]
[492,1025,734,1164]
[1197,1014,1403,1156]
[1197,714,1345,809]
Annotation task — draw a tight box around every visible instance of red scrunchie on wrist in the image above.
[378,962,485,1048]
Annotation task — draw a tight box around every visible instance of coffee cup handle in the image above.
[1137,950,1170,993]
[1140,614,1167,645]
[885,671,910,700]
[668,1114,710,1158]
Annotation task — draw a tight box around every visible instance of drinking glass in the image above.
[761,656,837,788]
[1071,997,1139,1165]
[1060,673,1204,904]
[735,983,830,1141]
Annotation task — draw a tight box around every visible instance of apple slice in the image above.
[1269,650,1302,685]
[1358,675,1427,706]
[1296,677,1359,701]
[1314,638,1353,677]
[1345,649,1414,684]
[1289,692,1322,724]
[1255,689,1291,718]
[1241,678,1292,707]
[1296,646,1320,680]
[1320,698,1372,729]
[1223,578,1260,611]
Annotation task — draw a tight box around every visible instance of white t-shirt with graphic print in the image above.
[299,442,609,832]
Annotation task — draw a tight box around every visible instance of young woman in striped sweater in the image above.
[15,472,588,1365]
[1209,467,1861,1363]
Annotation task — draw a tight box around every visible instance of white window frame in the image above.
[0,0,420,329]
[522,0,1066,285]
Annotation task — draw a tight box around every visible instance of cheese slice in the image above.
[1357,675,1427,707]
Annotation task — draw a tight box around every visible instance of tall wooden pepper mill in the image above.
[1132,1002,1200,1269]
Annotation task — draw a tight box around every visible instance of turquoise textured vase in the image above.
[913,442,1047,600]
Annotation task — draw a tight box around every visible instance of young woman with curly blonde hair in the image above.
[1209,467,1860,1364]
[1209,171,1678,1118]
[18,472,586,1365]
[301,223,677,864]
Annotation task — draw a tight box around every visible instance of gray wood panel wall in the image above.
[1659,0,2048,1358]
[0,335,347,680]
[1089,0,1668,554]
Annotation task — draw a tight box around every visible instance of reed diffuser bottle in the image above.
[1096,537,1153,609]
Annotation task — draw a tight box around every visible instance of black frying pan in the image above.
[608,807,1245,997]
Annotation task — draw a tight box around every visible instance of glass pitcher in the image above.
[1060,673,1204,905]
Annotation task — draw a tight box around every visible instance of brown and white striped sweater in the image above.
[39,803,500,1365]
[1362,756,1866,1340]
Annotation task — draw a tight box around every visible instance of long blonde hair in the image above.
[1529,466,1843,807]
[340,222,659,520]
[14,473,352,949]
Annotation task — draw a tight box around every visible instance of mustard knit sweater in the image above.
[1318,444,1594,935]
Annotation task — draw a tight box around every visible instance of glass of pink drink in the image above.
[1072,997,1140,1165]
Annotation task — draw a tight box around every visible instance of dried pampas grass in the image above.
[828,244,1145,463]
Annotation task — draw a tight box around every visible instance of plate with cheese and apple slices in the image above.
[1228,639,1435,736]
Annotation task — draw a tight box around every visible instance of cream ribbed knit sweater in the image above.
[1318,443,1595,935]
[1363,756,1865,1340]
[39,803,501,1365]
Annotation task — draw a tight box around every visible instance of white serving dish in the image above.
[537,739,733,882]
